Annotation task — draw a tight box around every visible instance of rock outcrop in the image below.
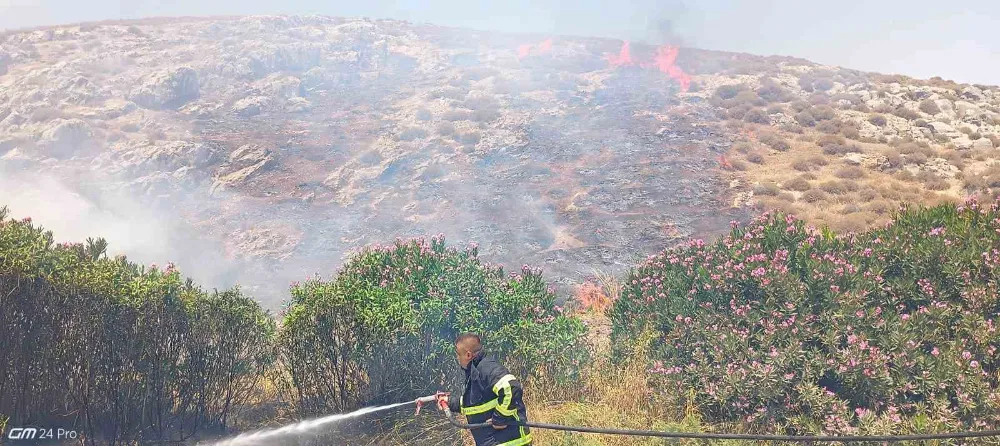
[128,67,200,110]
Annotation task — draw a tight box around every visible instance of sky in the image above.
[1,0,997,85]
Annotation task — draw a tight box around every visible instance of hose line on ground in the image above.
[441,407,1000,443]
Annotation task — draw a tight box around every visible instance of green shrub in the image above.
[610,200,1000,433]
[0,207,275,444]
[280,236,588,412]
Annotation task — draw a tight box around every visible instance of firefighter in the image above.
[436,333,532,446]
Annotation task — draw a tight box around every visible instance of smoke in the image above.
[0,164,256,302]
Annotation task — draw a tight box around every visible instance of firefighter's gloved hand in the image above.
[435,392,450,411]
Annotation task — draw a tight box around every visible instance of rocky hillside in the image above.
[1,15,998,308]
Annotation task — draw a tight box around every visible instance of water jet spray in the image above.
[203,394,441,446]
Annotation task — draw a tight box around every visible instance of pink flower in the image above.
[970,360,980,368]
[962,351,972,360]
[932,347,940,356]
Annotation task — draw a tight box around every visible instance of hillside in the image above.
[4,15,997,308]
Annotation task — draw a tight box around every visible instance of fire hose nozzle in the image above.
[414,394,439,415]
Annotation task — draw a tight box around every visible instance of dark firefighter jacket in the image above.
[448,351,532,446]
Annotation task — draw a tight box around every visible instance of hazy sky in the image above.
[1,0,997,86]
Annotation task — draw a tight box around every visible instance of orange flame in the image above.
[643,45,691,92]
[517,44,532,60]
[517,38,555,61]
[605,41,692,92]
[605,41,636,67]
[575,281,612,313]
[718,155,734,170]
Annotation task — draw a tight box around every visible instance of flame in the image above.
[517,38,554,61]
[605,41,636,67]
[605,41,692,92]
[517,44,533,60]
[642,45,691,92]
[538,38,553,53]
[718,155,734,170]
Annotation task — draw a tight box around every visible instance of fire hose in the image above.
[413,393,1000,443]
